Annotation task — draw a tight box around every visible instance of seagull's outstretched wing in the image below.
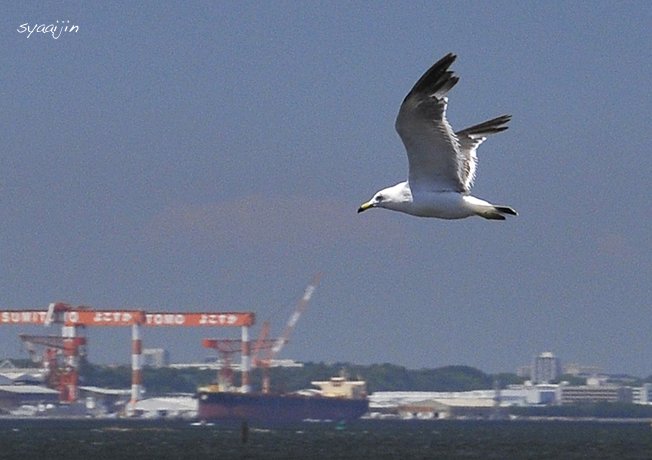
[455,115,511,191]
[395,53,464,193]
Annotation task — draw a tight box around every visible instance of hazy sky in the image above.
[1,2,651,377]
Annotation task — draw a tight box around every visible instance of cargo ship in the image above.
[196,375,369,423]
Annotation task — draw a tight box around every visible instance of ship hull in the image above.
[197,391,369,423]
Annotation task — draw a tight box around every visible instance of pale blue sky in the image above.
[1,2,651,377]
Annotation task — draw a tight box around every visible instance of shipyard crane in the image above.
[2,304,255,402]
[19,334,87,402]
[203,335,277,391]
[251,320,275,393]
[253,272,321,393]
[251,320,271,362]
[202,339,244,391]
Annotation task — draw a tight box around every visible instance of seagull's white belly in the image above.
[404,191,485,219]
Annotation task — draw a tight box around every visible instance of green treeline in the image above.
[77,361,524,395]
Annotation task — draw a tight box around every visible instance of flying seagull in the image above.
[358,53,517,220]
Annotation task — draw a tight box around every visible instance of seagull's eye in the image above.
[376,195,384,203]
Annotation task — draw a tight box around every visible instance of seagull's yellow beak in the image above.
[357,201,373,213]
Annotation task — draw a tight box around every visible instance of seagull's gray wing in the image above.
[395,53,464,193]
[455,115,511,191]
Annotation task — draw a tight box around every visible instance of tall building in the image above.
[532,352,561,384]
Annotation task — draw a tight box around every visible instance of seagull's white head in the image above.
[357,182,412,213]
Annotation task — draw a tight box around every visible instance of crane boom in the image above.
[268,272,321,360]
[251,320,271,366]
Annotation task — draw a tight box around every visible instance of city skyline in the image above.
[4,343,645,383]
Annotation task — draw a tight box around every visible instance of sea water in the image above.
[1,418,651,459]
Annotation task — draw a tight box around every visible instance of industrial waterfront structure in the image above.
[0,273,322,418]
[0,303,255,407]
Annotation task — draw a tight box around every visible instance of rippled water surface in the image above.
[1,418,651,459]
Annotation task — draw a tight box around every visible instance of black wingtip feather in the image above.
[496,206,518,216]
[405,53,458,100]
[456,114,512,137]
